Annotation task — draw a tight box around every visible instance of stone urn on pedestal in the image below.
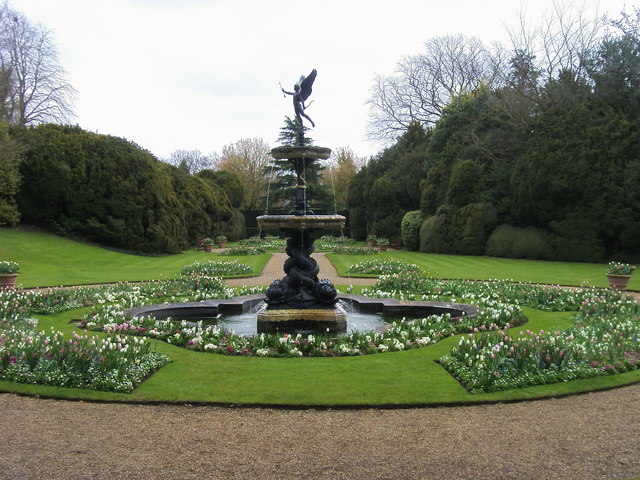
[605,262,636,290]
[0,261,19,289]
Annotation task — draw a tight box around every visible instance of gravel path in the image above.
[224,252,376,287]
[1,384,639,480]
[4,253,640,479]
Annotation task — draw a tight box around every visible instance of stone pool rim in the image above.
[124,293,479,327]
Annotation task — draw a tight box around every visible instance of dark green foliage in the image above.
[447,160,482,207]
[420,202,498,256]
[347,122,427,241]
[485,224,553,260]
[0,122,22,225]
[14,124,244,254]
[269,117,332,213]
[346,169,367,239]
[400,210,422,251]
[197,169,245,209]
[419,210,447,253]
[410,27,640,262]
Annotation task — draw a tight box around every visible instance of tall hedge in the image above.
[347,122,427,241]
[0,122,21,225]
[14,124,244,254]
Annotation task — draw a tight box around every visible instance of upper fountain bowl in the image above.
[271,145,331,160]
[257,214,345,230]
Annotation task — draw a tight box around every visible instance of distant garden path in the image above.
[224,252,377,287]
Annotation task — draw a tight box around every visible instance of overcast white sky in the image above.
[12,0,634,160]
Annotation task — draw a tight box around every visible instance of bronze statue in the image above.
[280,69,317,128]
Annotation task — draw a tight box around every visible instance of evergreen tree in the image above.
[267,117,331,213]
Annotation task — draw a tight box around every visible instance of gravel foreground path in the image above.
[4,254,640,479]
[1,384,640,480]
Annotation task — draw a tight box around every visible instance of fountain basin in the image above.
[125,294,478,336]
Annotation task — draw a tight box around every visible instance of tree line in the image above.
[350,7,640,262]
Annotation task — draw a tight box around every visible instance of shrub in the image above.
[180,260,252,276]
[332,246,378,255]
[15,124,245,254]
[553,236,606,263]
[486,224,554,260]
[419,211,447,253]
[401,210,422,251]
[348,259,420,275]
[220,246,265,256]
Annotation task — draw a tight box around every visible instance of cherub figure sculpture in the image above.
[280,69,317,129]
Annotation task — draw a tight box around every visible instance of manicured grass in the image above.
[328,250,639,290]
[2,306,639,406]
[0,227,269,287]
[2,228,639,406]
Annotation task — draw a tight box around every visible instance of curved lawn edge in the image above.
[2,372,639,409]
[2,308,640,407]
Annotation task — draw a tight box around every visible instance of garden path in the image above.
[224,252,377,287]
[1,383,639,479]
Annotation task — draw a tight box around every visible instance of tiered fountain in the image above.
[256,69,348,332]
[127,70,478,333]
[256,145,347,332]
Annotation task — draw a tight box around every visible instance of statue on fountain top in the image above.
[280,69,317,132]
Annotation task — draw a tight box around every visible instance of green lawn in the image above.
[3,306,639,406]
[328,250,639,289]
[0,227,269,287]
[3,227,637,289]
[2,227,639,406]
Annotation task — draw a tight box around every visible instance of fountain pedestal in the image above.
[257,145,347,332]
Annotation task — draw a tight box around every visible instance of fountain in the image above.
[257,69,347,333]
[125,70,479,334]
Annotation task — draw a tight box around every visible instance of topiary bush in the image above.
[486,224,554,260]
[14,124,245,254]
[401,210,422,251]
[419,209,448,253]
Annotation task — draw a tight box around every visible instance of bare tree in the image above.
[505,0,608,92]
[321,146,366,213]
[0,3,76,125]
[367,34,506,142]
[216,137,274,211]
[165,149,215,174]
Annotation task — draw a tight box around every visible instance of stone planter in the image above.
[217,242,227,248]
[203,244,214,252]
[606,274,631,290]
[0,273,18,288]
[377,245,388,252]
[367,241,376,248]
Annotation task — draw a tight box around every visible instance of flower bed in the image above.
[180,260,252,277]
[348,259,420,275]
[315,235,355,251]
[1,269,639,394]
[0,277,264,393]
[238,235,285,251]
[83,305,522,358]
[220,246,266,256]
[332,246,378,255]
[0,323,169,393]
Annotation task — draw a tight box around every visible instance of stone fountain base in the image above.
[257,303,347,333]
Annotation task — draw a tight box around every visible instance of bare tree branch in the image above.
[366,34,506,143]
[0,3,76,125]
